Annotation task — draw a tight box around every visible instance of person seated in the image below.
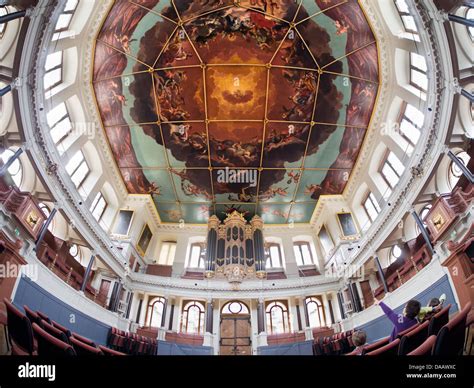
[351,330,367,355]
[418,293,446,322]
[374,297,420,342]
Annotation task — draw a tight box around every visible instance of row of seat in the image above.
[313,330,355,355]
[3,298,126,356]
[347,302,471,356]
[108,327,157,355]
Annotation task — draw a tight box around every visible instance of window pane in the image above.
[44,68,61,89]
[66,151,84,175]
[71,161,89,187]
[382,164,400,188]
[158,244,170,265]
[405,104,424,127]
[294,245,303,266]
[189,245,202,268]
[401,15,417,32]
[45,52,62,71]
[55,14,72,30]
[46,103,68,127]
[395,0,409,13]
[301,244,312,265]
[64,0,79,12]
[411,69,428,90]
[400,119,420,145]
[387,152,405,176]
[411,52,427,72]
[50,117,72,144]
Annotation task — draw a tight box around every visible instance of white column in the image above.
[321,293,331,326]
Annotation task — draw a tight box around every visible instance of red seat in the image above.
[398,320,429,355]
[407,335,436,356]
[427,304,451,336]
[51,320,72,338]
[362,336,389,354]
[434,302,472,355]
[70,337,102,355]
[71,332,96,347]
[23,305,42,326]
[397,323,420,338]
[40,320,70,344]
[3,298,35,355]
[366,338,400,355]
[98,345,126,356]
[36,310,51,323]
[32,323,76,356]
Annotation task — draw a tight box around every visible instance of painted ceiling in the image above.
[93,0,379,224]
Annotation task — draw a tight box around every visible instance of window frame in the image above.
[409,52,428,92]
[363,191,381,223]
[66,150,90,189]
[293,241,315,266]
[47,102,73,146]
[44,51,63,92]
[146,297,166,328]
[305,296,326,329]
[186,242,205,269]
[90,192,108,222]
[394,0,419,35]
[54,0,79,33]
[380,151,405,190]
[158,241,177,266]
[181,300,205,335]
[265,242,283,269]
[266,300,290,335]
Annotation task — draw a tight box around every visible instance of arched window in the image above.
[266,301,290,334]
[293,241,315,266]
[389,245,402,265]
[265,243,283,269]
[222,301,249,315]
[181,301,205,335]
[0,148,23,187]
[305,297,326,328]
[448,151,470,190]
[69,243,82,263]
[39,203,54,231]
[146,297,166,328]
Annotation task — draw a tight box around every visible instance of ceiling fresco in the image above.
[93,0,379,224]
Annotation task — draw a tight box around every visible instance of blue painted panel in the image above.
[257,340,313,356]
[157,340,213,355]
[13,276,111,345]
[356,275,458,343]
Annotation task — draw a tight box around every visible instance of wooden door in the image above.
[360,280,374,308]
[220,316,252,355]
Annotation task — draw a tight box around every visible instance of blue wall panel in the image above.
[257,340,313,355]
[157,340,214,355]
[13,276,112,345]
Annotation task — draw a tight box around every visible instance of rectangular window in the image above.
[44,52,63,91]
[65,150,90,188]
[46,103,72,145]
[266,244,283,269]
[54,0,79,33]
[90,192,107,222]
[380,151,405,189]
[293,242,315,266]
[187,243,204,269]
[394,0,419,35]
[158,241,177,266]
[363,192,381,223]
[410,52,428,91]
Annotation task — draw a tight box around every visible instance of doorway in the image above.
[219,301,252,356]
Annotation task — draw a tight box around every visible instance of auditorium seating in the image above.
[3,298,35,355]
[99,344,126,356]
[70,336,102,355]
[407,335,437,356]
[427,304,451,336]
[107,327,157,355]
[398,320,429,355]
[366,338,400,355]
[32,323,76,356]
[51,320,72,338]
[40,320,70,344]
[433,302,471,355]
[23,305,42,327]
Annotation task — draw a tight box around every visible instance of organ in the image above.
[204,211,266,286]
